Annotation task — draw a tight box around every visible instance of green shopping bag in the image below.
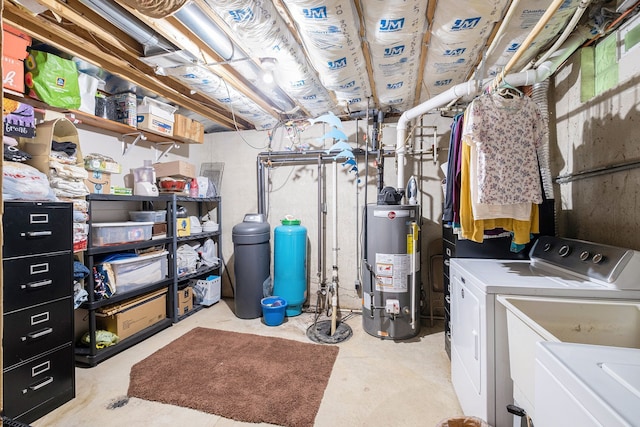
[25,50,81,109]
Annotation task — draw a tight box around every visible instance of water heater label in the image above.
[374,253,409,292]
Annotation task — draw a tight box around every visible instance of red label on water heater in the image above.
[388,212,396,219]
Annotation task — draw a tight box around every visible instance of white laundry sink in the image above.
[496,295,640,421]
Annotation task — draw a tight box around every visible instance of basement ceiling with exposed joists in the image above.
[3,0,639,133]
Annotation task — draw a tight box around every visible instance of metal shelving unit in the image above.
[75,194,175,368]
[171,195,222,322]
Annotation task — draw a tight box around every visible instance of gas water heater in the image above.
[362,200,421,339]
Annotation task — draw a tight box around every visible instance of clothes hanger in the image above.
[496,81,523,99]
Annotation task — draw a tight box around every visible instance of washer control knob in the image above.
[543,243,552,252]
[580,251,590,261]
[592,253,604,264]
[558,245,571,257]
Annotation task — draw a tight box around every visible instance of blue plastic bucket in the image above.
[261,296,288,326]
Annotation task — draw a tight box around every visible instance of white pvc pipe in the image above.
[396,26,592,190]
[529,0,592,70]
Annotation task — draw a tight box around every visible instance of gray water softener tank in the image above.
[232,213,271,319]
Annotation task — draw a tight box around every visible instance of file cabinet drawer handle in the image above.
[28,376,54,392]
[23,279,53,290]
[26,231,53,238]
[26,327,53,340]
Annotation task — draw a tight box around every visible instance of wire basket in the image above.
[200,162,224,196]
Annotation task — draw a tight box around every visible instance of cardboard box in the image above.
[176,217,191,237]
[85,170,111,194]
[2,24,31,93]
[177,286,194,316]
[2,56,25,93]
[173,114,204,144]
[153,160,196,179]
[137,104,174,136]
[20,117,83,174]
[96,288,167,341]
[2,25,31,59]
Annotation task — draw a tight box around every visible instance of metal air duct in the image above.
[79,0,177,56]
[119,0,188,19]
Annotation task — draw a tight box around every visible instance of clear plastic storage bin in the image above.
[91,222,153,246]
[105,251,169,293]
[129,211,156,222]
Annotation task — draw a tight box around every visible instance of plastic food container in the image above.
[154,210,167,223]
[129,211,156,222]
[91,222,153,246]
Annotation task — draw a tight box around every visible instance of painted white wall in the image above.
[77,113,453,312]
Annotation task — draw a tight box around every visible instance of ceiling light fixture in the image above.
[259,57,277,85]
[205,56,278,85]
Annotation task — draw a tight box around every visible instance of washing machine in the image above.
[449,236,640,427]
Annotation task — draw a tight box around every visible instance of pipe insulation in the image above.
[396,26,592,190]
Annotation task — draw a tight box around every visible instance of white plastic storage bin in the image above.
[91,222,153,246]
[193,276,221,306]
[105,251,169,293]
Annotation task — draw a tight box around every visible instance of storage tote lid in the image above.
[93,221,154,227]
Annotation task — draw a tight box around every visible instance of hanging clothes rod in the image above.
[555,159,640,183]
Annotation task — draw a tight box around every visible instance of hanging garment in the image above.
[459,140,539,246]
[468,137,532,221]
[443,113,464,223]
[463,94,544,205]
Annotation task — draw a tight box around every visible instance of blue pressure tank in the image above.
[273,217,307,316]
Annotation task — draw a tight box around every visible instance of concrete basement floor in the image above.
[33,299,463,427]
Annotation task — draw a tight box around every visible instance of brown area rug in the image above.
[128,327,339,427]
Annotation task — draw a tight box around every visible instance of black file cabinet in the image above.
[3,201,75,424]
